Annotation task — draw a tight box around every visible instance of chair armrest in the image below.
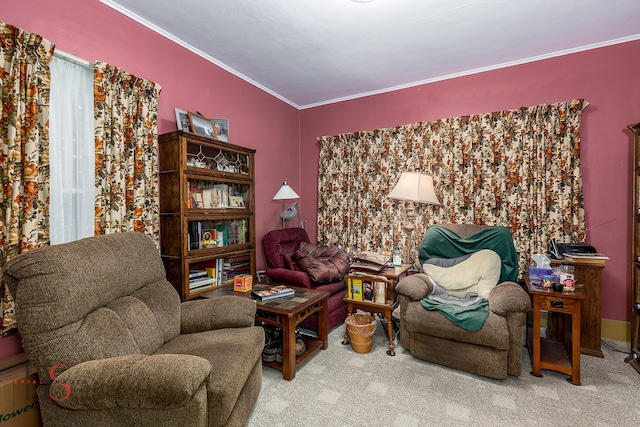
[488,281,531,316]
[395,273,433,301]
[50,354,210,410]
[180,295,257,333]
[265,267,313,288]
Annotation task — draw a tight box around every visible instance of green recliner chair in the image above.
[395,223,531,379]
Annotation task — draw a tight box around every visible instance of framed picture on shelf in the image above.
[175,108,192,132]
[229,195,245,208]
[190,190,204,208]
[210,118,229,142]
[188,112,217,139]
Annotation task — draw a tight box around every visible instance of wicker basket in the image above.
[345,314,377,353]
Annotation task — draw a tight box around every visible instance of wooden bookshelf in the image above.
[158,130,256,300]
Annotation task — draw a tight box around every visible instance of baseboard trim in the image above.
[602,318,631,342]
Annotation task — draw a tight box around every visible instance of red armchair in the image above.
[262,228,348,331]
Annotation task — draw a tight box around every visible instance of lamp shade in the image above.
[388,172,440,205]
[273,179,300,200]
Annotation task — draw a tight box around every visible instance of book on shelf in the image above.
[238,220,247,244]
[189,269,207,279]
[362,279,375,301]
[216,258,224,286]
[227,222,239,245]
[251,285,295,301]
[188,222,200,250]
[189,276,215,290]
[223,259,251,268]
[374,281,386,304]
[223,264,251,276]
[226,253,250,264]
[347,277,363,301]
[215,224,228,246]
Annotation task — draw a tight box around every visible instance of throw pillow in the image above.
[291,242,350,284]
[422,249,501,299]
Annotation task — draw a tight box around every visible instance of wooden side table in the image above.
[375,264,412,302]
[526,276,586,385]
[342,265,411,356]
[550,258,605,357]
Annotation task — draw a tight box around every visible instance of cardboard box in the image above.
[233,274,253,293]
[0,361,42,426]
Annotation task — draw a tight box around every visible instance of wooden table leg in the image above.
[531,294,542,377]
[318,298,329,350]
[385,309,395,356]
[571,303,582,385]
[282,316,296,381]
[342,303,353,345]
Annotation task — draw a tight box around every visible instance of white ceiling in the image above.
[101,0,640,109]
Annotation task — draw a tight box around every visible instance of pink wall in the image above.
[301,39,640,324]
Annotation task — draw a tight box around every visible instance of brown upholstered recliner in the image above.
[396,223,531,379]
[262,227,348,331]
[3,232,264,427]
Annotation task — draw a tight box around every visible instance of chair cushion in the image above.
[291,242,350,284]
[423,249,501,299]
[156,326,264,427]
[405,301,510,350]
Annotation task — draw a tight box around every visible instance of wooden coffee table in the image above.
[200,283,329,380]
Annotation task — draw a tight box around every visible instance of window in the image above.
[49,54,94,244]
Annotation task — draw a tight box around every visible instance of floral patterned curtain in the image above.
[94,61,161,244]
[0,21,54,335]
[317,99,587,274]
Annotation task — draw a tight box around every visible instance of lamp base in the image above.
[402,201,417,268]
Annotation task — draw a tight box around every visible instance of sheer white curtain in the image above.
[49,54,94,244]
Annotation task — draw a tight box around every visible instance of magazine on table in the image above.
[252,285,295,300]
[353,251,391,266]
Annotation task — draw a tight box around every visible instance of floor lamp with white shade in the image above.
[273,179,300,229]
[387,172,440,267]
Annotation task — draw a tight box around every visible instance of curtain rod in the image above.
[54,49,92,68]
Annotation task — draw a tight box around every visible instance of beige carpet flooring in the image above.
[247,321,639,427]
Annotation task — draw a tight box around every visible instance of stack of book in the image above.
[350,251,391,273]
[223,254,251,280]
[188,269,215,290]
[251,285,295,301]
